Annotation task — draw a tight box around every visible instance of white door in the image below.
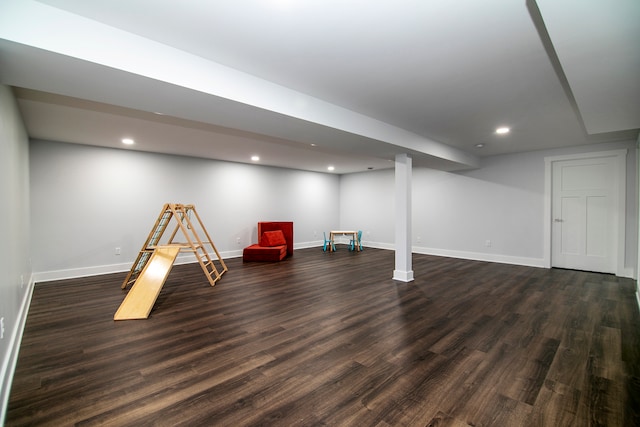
[551,156,617,273]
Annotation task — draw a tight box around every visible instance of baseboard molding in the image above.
[412,246,546,268]
[32,250,244,284]
[360,241,395,251]
[620,267,636,279]
[32,242,363,282]
[33,263,131,283]
[322,241,547,268]
[293,241,324,250]
[29,241,631,283]
[393,269,414,282]
[1,273,35,425]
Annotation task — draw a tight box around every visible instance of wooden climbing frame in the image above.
[115,203,227,320]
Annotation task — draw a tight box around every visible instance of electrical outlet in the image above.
[417,235,421,243]
[236,237,241,245]
[1,317,5,340]
[485,240,492,247]
[115,247,121,255]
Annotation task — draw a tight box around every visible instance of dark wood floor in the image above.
[6,247,640,426]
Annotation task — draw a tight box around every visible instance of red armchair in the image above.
[242,221,293,262]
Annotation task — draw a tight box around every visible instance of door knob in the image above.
[554,218,564,222]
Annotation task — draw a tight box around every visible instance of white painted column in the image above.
[393,153,414,282]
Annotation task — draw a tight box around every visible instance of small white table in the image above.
[329,230,360,252]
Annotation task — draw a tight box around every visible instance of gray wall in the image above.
[0,86,31,423]
[341,140,638,275]
[30,139,340,280]
[30,138,639,279]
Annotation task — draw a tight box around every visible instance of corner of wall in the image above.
[0,277,35,425]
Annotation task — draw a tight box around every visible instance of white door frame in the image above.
[543,149,627,276]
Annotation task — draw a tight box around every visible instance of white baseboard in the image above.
[325,241,547,269]
[412,246,546,268]
[31,241,343,283]
[1,273,35,425]
[360,241,395,251]
[393,269,414,282]
[620,267,636,279]
[32,250,244,284]
[33,262,131,283]
[293,241,324,250]
[29,241,632,283]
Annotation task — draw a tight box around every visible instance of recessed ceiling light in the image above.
[310,143,317,147]
[251,155,260,161]
[327,166,335,171]
[121,138,134,145]
[495,127,510,134]
[475,143,485,148]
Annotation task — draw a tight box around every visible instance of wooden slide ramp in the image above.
[114,246,181,320]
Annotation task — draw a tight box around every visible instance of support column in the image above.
[393,153,414,282]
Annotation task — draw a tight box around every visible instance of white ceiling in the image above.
[0,0,638,174]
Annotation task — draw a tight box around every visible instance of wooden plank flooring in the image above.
[6,247,640,426]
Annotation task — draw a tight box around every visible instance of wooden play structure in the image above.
[114,203,227,320]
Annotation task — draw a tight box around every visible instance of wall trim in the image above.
[33,251,242,283]
[31,244,326,283]
[1,274,35,425]
[31,239,635,284]
[362,242,547,269]
[412,246,546,268]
